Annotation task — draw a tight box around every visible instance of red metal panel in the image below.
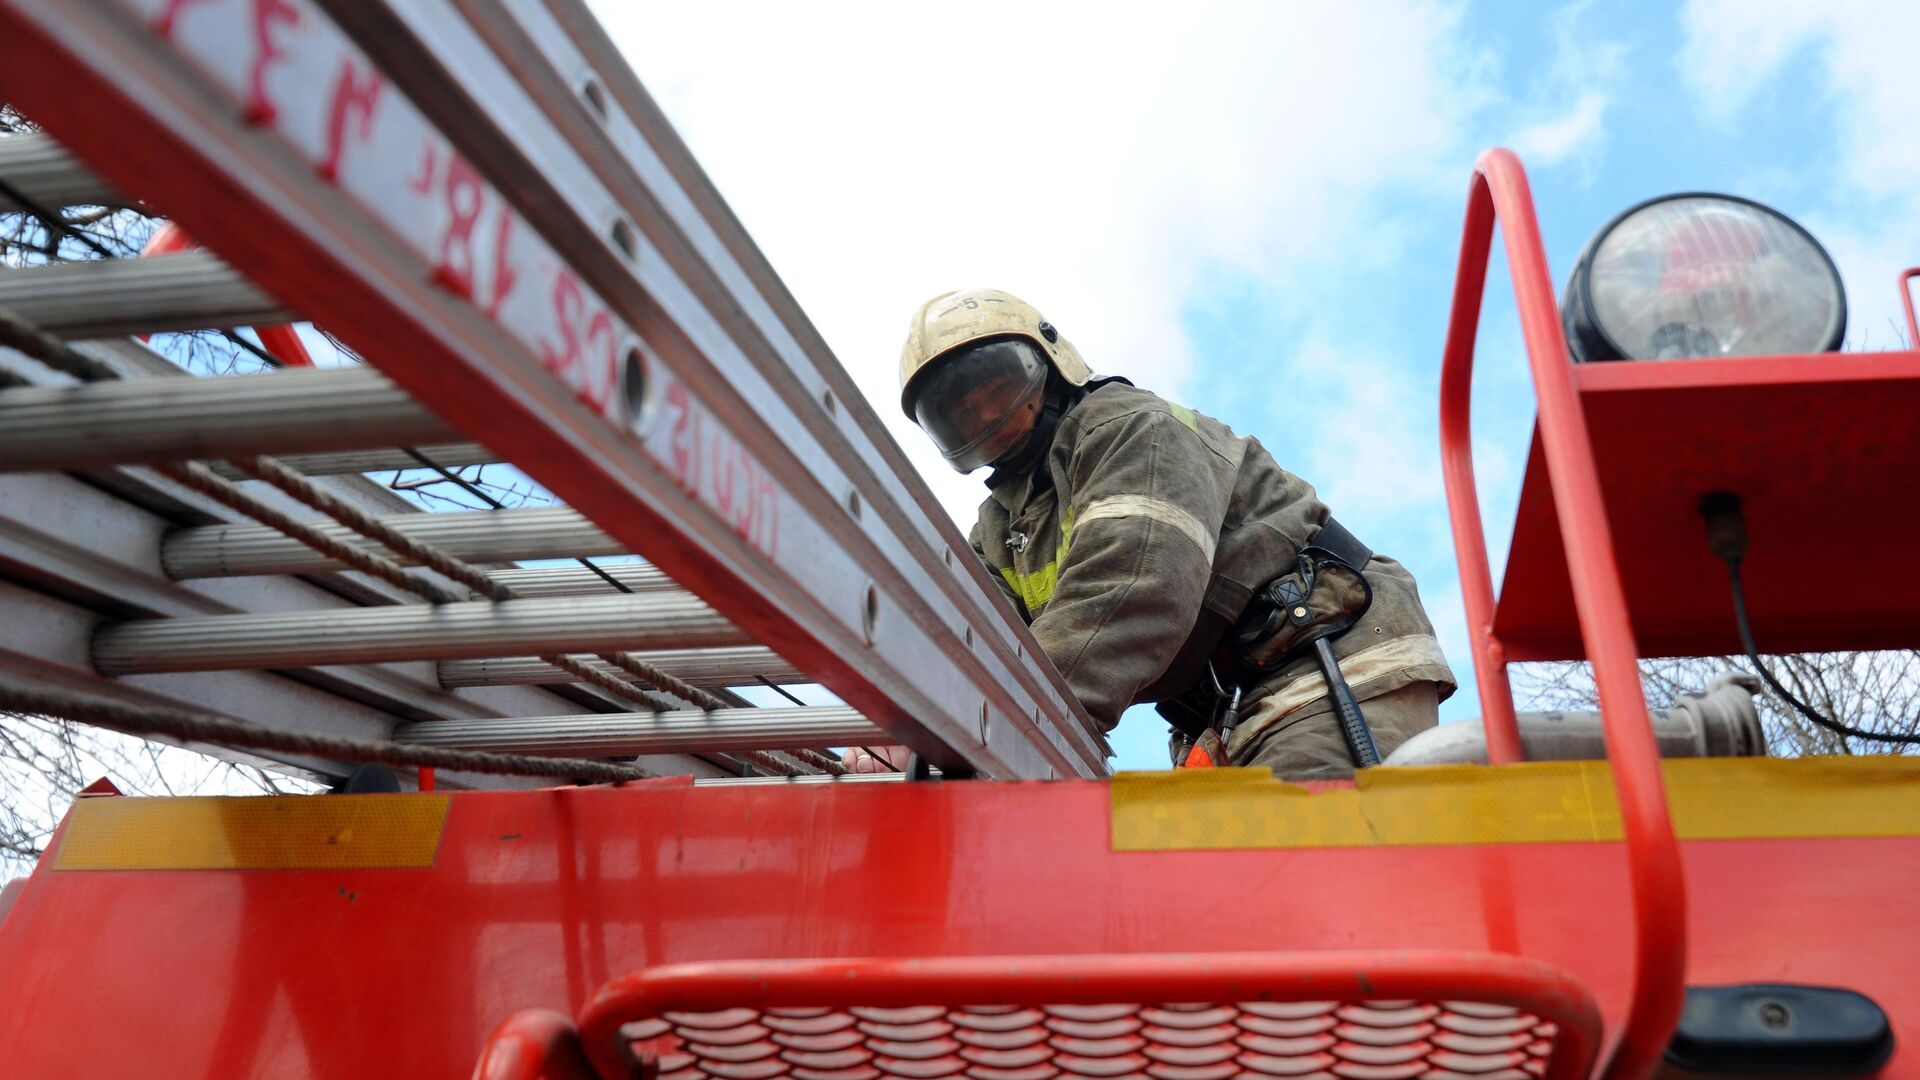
[1493,351,1920,661]
[2,782,1919,1077]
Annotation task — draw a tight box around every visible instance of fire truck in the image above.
[0,2,1915,1077]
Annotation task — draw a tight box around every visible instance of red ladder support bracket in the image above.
[1437,148,1687,1080]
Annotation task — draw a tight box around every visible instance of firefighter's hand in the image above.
[841,745,911,774]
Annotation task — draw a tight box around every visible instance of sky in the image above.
[588,0,1920,770]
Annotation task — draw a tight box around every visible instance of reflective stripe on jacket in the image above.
[968,381,1455,735]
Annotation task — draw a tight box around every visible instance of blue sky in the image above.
[591,0,1920,769]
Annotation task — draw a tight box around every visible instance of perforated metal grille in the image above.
[622,1001,1558,1080]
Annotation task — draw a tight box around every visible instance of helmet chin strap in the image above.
[986,376,1082,486]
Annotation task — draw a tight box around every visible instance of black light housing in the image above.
[1563,193,1847,362]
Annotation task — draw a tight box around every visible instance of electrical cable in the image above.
[1720,557,1920,746]
[1702,492,1920,746]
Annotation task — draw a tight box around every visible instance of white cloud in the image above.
[1271,336,1440,529]
[1680,0,1920,196]
[1679,0,1920,347]
[1678,1,1829,126]
[1498,2,1623,174]
[1510,93,1607,166]
[589,0,1490,521]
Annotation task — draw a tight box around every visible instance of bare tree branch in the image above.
[1512,650,1920,757]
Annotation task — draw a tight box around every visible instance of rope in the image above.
[157,460,460,602]
[594,649,727,711]
[0,234,675,778]
[730,749,810,777]
[234,457,714,708]
[157,461,677,713]
[0,681,651,783]
[541,653,673,713]
[0,302,697,713]
[232,455,720,710]
[0,342,690,751]
[236,454,505,599]
[786,747,849,776]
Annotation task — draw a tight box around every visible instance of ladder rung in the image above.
[394,706,877,756]
[478,563,674,598]
[0,132,126,210]
[0,367,458,472]
[696,772,905,786]
[161,506,617,579]
[0,250,289,337]
[205,442,493,480]
[91,593,744,675]
[438,649,802,690]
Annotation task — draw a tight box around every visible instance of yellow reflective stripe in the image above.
[999,508,1076,611]
[1168,403,1200,434]
[1110,757,1920,851]
[1226,634,1451,755]
[54,794,450,870]
[999,564,1054,611]
[1078,494,1216,562]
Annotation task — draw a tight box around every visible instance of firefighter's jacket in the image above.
[969,381,1455,752]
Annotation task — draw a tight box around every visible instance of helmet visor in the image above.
[909,337,1048,473]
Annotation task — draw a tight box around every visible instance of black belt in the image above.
[1158,517,1373,741]
[1303,516,1372,573]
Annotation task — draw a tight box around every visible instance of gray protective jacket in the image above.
[969,381,1455,748]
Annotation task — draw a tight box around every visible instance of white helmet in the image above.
[898,289,1092,472]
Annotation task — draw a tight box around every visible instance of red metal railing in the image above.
[1901,267,1919,347]
[472,1009,596,1080]
[549,951,1605,1080]
[139,221,315,367]
[1437,149,1687,1080]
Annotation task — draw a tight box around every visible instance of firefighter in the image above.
[849,289,1455,777]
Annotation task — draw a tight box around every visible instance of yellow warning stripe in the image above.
[54,794,450,870]
[1111,757,1920,851]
